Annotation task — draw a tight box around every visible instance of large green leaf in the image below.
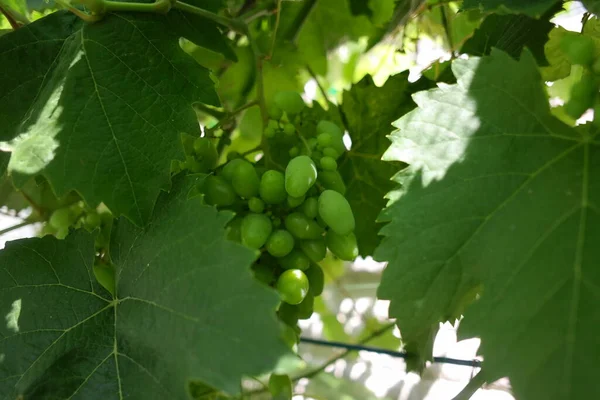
[463,0,560,17]
[0,175,292,398]
[376,48,599,397]
[0,11,227,225]
[339,73,429,257]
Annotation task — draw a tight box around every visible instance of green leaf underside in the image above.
[0,11,221,225]
[340,73,429,257]
[0,176,291,399]
[376,48,600,398]
[462,0,560,17]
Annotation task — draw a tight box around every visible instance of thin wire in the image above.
[299,337,482,368]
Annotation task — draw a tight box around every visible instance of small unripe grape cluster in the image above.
[172,133,219,174]
[202,91,358,342]
[559,33,600,120]
[43,202,112,249]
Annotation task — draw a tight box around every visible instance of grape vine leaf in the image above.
[0,175,294,399]
[339,72,431,257]
[582,0,600,14]
[0,10,227,226]
[462,0,560,17]
[376,48,600,397]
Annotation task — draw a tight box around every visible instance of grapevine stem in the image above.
[103,0,171,14]
[0,221,35,236]
[439,5,455,55]
[194,103,226,120]
[0,5,28,29]
[451,369,487,400]
[173,1,247,33]
[269,0,282,59]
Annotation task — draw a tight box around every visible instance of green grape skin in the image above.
[299,238,327,262]
[320,156,337,171]
[248,197,265,213]
[565,73,598,118]
[260,170,287,204]
[326,230,359,261]
[83,212,102,231]
[49,207,73,230]
[267,119,280,131]
[289,147,299,157]
[266,230,295,257]
[318,170,346,195]
[272,217,282,227]
[278,249,310,271]
[93,263,115,296]
[232,161,260,198]
[204,175,236,206]
[222,158,245,182]
[285,155,318,197]
[317,133,332,147]
[285,212,324,239]
[193,137,218,171]
[277,302,299,327]
[277,269,309,305]
[311,151,323,163]
[287,194,305,208]
[268,104,284,120]
[322,146,340,159]
[560,33,595,66]
[301,197,318,219]
[274,91,305,115]
[263,126,276,138]
[55,227,69,240]
[318,190,355,235]
[283,123,295,136]
[297,292,314,320]
[305,263,324,296]
[269,374,293,400]
[226,217,243,243]
[241,213,273,249]
[317,120,346,154]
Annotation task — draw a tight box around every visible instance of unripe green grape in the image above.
[241,213,273,249]
[305,263,324,296]
[274,91,305,115]
[283,123,295,136]
[565,73,598,119]
[278,249,310,271]
[317,120,346,154]
[49,207,73,230]
[269,374,293,400]
[297,292,314,319]
[268,104,284,120]
[266,230,295,257]
[260,170,287,204]
[277,269,309,304]
[55,227,69,240]
[560,33,595,66]
[232,161,260,198]
[285,155,317,197]
[83,212,102,231]
[289,146,299,157]
[322,146,340,159]
[326,230,358,261]
[181,133,196,155]
[301,197,318,219]
[263,126,276,138]
[222,158,245,181]
[204,175,236,206]
[299,238,327,262]
[318,170,346,195]
[193,137,218,171]
[248,197,265,213]
[285,212,324,239]
[287,194,305,208]
[320,156,337,171]
[93,263,115,296]
[277,302,299,327]
[268,119,280,130]
[318,190,355,235]
[226,217,243,243]
[317,133,332,147]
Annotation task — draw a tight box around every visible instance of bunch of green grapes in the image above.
[43,202,112,246]
[172,132,219,174]
[559,32,600,120]
[201,91,358,348]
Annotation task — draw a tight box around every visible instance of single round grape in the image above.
[287,194,305,208]
[317,120,346,154]
[260,170,287,204]
[268,104,283,120]
[283,123,295,136]
[318,170,346,195]
[221,158,245,181]
[55,227,69,240]
[232,160,260,198]
[322,146,340,159]
[269,374,293,399]
[311,151,323,163]
[277,269,309,305]
[193,137,218,170]
[318,190,355,235]
[317,133,332,147]
[560,33,595,66]
[305,263,324,296]
[320,156,337,171]
[289,146,299,157]
[565,73,598,118]
[326,230,358,261]
[267,119,280,131]
[278,249,310,271]
[49,208,72,230]
[301,197,318,219]
[226,217,243,243]
[83,212,102,231]
[204,175,236,206]
[263,126,276,138]
[285,155,317,197]
[274,91,305,115]
[93,263,115,296]
[248,197,265,213]
[285,212,324,239]
[241,213,273,249]
[266,230,295,257]
[299,238,327,262]
[297,292,314,320]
